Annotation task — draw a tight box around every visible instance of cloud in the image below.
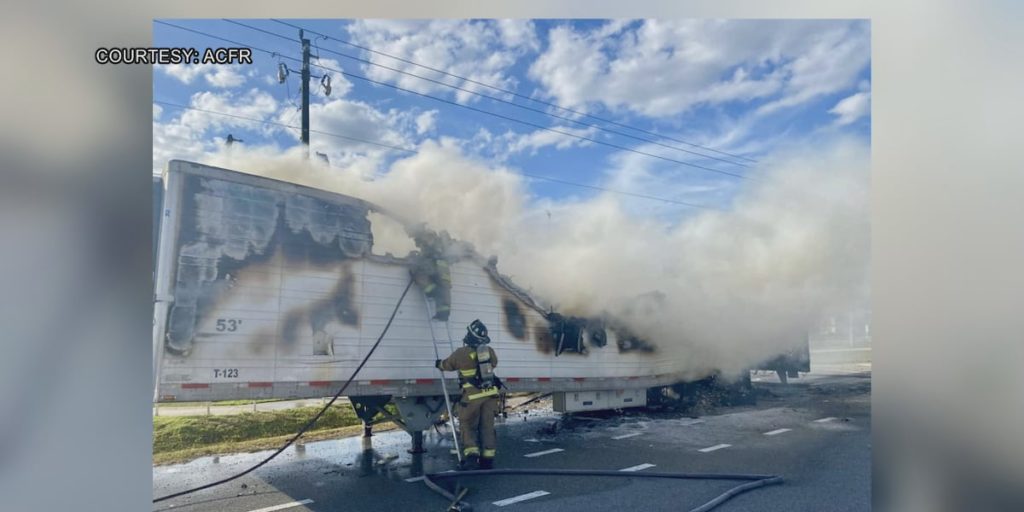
[754,24,870,117]
[157,63,248,88]
[152,75,429,176]
[496,19,540,52]
[502,126,597,156]
[461,125,598,162]
[152,89,280,172]
[306,99,408,149]
[158,63,206,84]
[345,19,538,103]
[829,91,871,126]
[184,88,278,133]
[273,96,444,173]
[308,58,354,98]
[529,20,869,118]
[414,110,438,135]
[204,66,246,88]
[599,151,737,216]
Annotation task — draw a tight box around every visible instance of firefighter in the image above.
[436,319,503,470]
[411,230,452,321]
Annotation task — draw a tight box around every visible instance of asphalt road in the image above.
[153,365,870,512]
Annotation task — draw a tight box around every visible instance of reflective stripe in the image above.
[482,449,496,458]
[424,284,436,293]
[459,369,477,377]
[469,352,477,360]
[462,382,474,389]
[464,446,480,456]
[468,387,498,400]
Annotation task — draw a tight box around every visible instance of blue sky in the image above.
[153,19,870,217]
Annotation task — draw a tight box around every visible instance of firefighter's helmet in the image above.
[465,319,490,346]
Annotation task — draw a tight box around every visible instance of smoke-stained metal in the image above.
[164,173,371,355]
[155,161,673,404]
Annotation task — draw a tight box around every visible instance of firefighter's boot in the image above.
[460,453,479,471]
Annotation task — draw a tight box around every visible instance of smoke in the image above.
[195,135,869,376]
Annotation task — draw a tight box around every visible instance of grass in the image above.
[157,398,286,407]
[153,403,397,465]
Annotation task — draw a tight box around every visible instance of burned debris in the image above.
[547,314,655,356]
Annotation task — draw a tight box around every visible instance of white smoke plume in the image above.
[196,136,869,376]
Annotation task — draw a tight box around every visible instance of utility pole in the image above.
[276,30,331,161]
[300,30,311,159]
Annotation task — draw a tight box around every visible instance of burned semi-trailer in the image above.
[153,160,806,446]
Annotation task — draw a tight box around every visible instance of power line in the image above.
[227,19,751,169]
[154,100,418,153]
[269,19,758,164]
[517,172,718,210]
[154,20,751,182]
[153,100,718,210]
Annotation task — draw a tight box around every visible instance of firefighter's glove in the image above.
[434,359,443,370]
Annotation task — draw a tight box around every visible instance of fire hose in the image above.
[153,277,416,504]
[423,468,783,512]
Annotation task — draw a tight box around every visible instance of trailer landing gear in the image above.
[350,395,392,440]
[409,430,425,454]
[393,396,450,453]
[350,395,452,453]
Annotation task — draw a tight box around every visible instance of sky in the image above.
[152,19,870,219]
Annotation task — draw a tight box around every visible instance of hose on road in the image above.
[423,468,783,512]
[153,277,416,504]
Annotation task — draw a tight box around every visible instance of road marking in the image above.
[493,490,550,506]
[612,432,642,440]
[698,444,731,453]
[246,499,314,512]
[764,428,792,436]
[814,417,837,423]
[524,448,564,458]
[620,463,656,472]
[679,419,704,426]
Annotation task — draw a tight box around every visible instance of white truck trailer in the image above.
[153,160,806,445]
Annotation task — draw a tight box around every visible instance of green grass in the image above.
[157,398,286,407]
[153,404,397,465]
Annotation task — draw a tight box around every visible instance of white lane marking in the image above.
[612,432,642,440]
[246,499,314,512]
[524,438,541,443]
[679,419,704,426]
[764,428,792,436]
[814,417,837,423]
[524,448,564,458]
[620,463,656,472]
[698,444,731,453]
[493,490,550,507]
